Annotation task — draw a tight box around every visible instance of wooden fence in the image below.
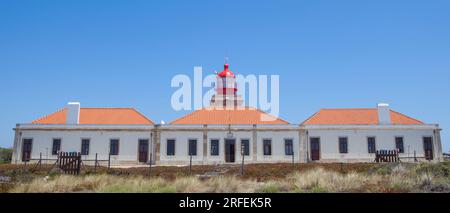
[375,150,400,163]
[57,152,82,175]
[30,152,114,175]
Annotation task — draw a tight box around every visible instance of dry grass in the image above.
[4,162,450,193]
[204,176,261,193]
[9,175,262,193]
[285,168,374,192]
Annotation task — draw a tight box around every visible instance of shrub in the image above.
[257,182,282,193]
[99,177,177,193]
[205,176,260,193]
[286,168,371,192]
[374,165,391,175]
[172,176,203,193]
[414,163,450,178]
[310,186,328,193]
[0,148,13,164]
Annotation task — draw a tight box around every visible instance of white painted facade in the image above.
[11,122,443,165]
[158,125,300,165]
[11,124,154,166]
[303,125,443,163]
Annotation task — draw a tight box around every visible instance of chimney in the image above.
[66,102,80,124]
[377,103,391,125]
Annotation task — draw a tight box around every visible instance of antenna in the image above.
[224,56,229,64]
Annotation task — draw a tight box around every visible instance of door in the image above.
[225,139,236,163]
[423,137,434,160]
[22,139,33,162]
[310,138,320,161]
[138,139,149,163]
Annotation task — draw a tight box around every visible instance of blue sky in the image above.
[0,0,449,151]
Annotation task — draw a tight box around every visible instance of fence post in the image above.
[148,153,152,176]
[39,152,42,170]
[397,150,400,162]
[189,154,192,175]
[292,151,295,165]
[59,152,62,169]
[77,152,81,175]
[94,153,98,173]
[241,144,245,176]
[414,150,418,162]
[24,152,28,167]
[108,153,111,170]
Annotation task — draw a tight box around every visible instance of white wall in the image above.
[206,131,254,164]
[15,130,152,165]
[159,129,299,165]
[159,131,204,164]
[307,128,438,162]
[12,124,442,165]
[256,131,299,163]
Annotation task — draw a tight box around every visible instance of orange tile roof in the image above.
[302,109,423,125]
[32,108,154,125]
[170,107,289,125]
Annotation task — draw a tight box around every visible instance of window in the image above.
[22,139,33,162]
[339,137,348,154]
[395,137,404,153]
[310,137,320,161]
[110,139,119,155]
[210,139,219,156]
[367,137,376,154]
[167,139,175,156]
[423,137,434,160]
[285,139,293,156]
[188,139,197,156]
[263,139,272,156]
[81,139,90,155]
[241,139,250,156]
[52,139,61,155]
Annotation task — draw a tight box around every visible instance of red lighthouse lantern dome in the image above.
[210,63,243,108]
[216,63,237,96]
[218,64,235,78]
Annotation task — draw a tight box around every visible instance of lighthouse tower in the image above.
[210,63,243,108]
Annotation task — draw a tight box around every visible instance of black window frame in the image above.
[338,137,348,154]
[423,137,433,151]
[263,139,272,156]
[52,139,61,155]
[241,139,250,156]
[167,139,175,156]
[81,139,90,155]
[367,137,376,154]
[188,139,197,156]
[109,139,120,155]
[210,139,219,156]
[395,137,404,153]
[22,138,33,162]
[284,139,294,156]
[423,136,434,160]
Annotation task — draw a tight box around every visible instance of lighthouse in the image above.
[210,63,244,108]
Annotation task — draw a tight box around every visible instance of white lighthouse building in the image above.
[10,63,444,165]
